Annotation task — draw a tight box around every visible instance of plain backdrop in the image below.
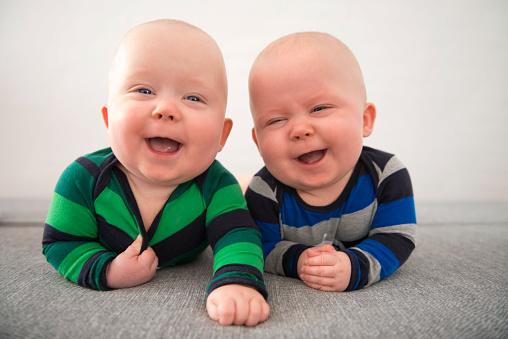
[1,0,507,203]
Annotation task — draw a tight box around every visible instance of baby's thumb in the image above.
[306,247,321,257]
[125,235,142,257]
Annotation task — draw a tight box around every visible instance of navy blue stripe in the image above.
[377,169,413,203]
[151,212,207,264]
[361,146,393,172]
[96,215,135,254]
[207,276,268,299]
[77,251,109,289]
[42,224,97,245]
[207,209,258,249]
[192,162,210,194]
[369,232,415,267]
[75,157,100,180]
[111,167,149,252]
[343,250,360,291]
[212,263,263,281]
[346,248,370,290]
[245,188,280,224]
[282,244,310,278]
[93,154,117,201]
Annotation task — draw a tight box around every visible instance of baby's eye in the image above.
[266,118,284,126]
[137,88,153,95]
[185,95,201,102]
[312,106,327,112]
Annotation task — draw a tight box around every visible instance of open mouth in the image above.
[297,149,326,165]
[147,137,181,154]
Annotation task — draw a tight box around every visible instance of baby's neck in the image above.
[118,165,177,231]
[296,172,352,207]
[297,188,341,207]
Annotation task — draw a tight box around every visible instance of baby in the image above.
[246,32,417,292]
[43,19,269,326]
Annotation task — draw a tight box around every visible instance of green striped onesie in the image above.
[43,147,267,298]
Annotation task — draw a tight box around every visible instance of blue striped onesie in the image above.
[245,146,416,291]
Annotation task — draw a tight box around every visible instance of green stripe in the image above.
[95,187,140,238]
[54,162,95,210]
[46,193,97,237]
[43,241,87,272]
[85,147,114,167]
[59,242,111,283]
[152,183,205,245]
[202,161,238,205]
[213,242,264,273]
[213,228,261,254]
[206,184,247,226]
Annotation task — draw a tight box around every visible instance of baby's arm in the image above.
[207,284,270,326]
[297,245,351,292]
[106,235,158,289]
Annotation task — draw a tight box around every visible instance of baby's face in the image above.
[104,22,229,187]
[250,43,373,198]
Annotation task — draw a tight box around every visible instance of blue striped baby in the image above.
[246,32,416,292]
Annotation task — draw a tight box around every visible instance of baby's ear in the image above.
[101,105,109,128]
[363,103,376,137]
[218,118,233,152]
[252,128,260,150]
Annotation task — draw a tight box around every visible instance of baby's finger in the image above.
[313,244,336,253]
[305,253,337,266]
[123,235,142,258]
[304,280,335,292]
[261,300,270,322]
[206,299,219,322]
[244,298,262,327]
[305,247,321,258]
[301,273,336,288]
[233,298,249,326]
[217,297,236,326]
[301,264,335,278]
[151,255,159,271]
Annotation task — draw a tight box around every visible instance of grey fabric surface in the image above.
[1,202,507,338]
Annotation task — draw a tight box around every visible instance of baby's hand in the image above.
[298,244,351,292]
[207,284,270,327]
[106,235,159,289]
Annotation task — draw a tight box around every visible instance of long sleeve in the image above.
[42,152,118,290]
[245,167,308,278]
[203,162,268,299]
[344,153,416,290]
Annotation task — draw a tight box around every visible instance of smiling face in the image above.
[249,33,375,205]
[103,20,230,189]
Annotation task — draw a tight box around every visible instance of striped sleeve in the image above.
[42,150,117,291]
[345,152,416,291]
[204,162,268,299]
[245,168,309,278]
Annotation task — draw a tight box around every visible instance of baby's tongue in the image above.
[298,150,325,164]
[149,137,180,153]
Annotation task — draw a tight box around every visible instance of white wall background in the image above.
[1,0,507,203]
